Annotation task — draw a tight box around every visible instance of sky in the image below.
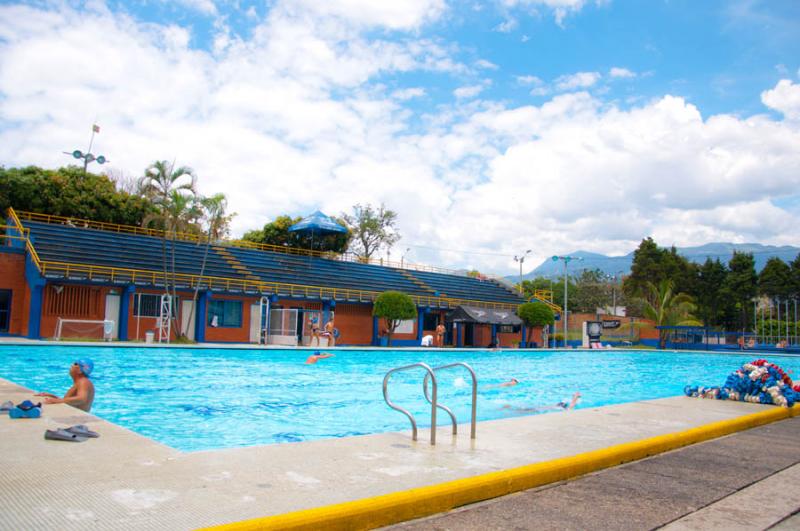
[1,0,799,276]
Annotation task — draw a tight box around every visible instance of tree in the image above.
[182,193,234,339]
[242,214,349,253]
[0,165,155,225]
[758,257,792,300]
[623,238,695,300]
[342,203,400,260]
[726,251,758,331]
[139,160,197,335]
[695,258,729,327]
[570,269,609,313]
[373,291,417,346]
[517,302,555,347]
[637,279,699,348]
[789,253,800,299]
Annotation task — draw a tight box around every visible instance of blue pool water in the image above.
[1,346,798,452]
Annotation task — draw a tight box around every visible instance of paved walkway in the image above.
[1,373,795,530]
[391,417,800,531]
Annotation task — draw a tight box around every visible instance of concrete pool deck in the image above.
[1,377,797,530]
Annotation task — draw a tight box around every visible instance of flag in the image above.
[92,124,100,133]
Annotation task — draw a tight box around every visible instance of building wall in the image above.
[0,251,27,335]
[334,303,372,345]
[40,284,109,338]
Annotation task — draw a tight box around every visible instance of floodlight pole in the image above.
[62,124,109,175]
[552,255,582,347]
[513,249,532,294]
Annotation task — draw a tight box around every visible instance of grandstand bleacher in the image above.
[18,215,524,306]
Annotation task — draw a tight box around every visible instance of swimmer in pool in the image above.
[305,351,334,365]
[483,378,519,390]
[502,392,581,413]
[34,359,95,412]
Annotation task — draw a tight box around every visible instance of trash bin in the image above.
[145,331,155,344]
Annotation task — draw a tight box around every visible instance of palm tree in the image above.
[638,279,700,348]
[139,161,196,339]
[181,193,232,339]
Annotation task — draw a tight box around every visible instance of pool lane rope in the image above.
[685,358,800,408]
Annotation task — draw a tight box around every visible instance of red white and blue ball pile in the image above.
[684,359,800,408]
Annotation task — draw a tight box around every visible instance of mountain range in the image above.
[513,243,800,280]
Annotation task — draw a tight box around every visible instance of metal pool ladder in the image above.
[382,361,477,445]
[423,362,477,440]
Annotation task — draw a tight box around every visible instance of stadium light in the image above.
[552,255,583,347]
[401,248,411,269]
[513,249,532,294]
[63,124,109,174]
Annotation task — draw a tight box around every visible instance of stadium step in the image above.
[213,246,258,282]
[399,269,439,296]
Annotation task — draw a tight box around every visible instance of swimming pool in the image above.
[1,345,798,452]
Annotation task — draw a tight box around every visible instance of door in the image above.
[104,293,120,339]
[464,323,475,346]
[0,290,10,333]
[249,303,261,343]
[181,300,196,341]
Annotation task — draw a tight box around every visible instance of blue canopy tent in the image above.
[288,210,348,254]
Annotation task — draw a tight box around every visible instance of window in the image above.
[499,325,520,334]
[134,294,178,318]
[208,300,242,328]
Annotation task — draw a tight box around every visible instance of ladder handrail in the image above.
[423,362,478,440]
[383,363,438,445]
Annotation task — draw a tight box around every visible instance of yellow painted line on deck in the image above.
[202,404,799,531]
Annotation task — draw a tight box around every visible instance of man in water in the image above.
[483,378,519,389]
[35,359,95,412]
[503,392,581,413]
[305,351,334,365]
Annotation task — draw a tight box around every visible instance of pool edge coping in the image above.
[200,404,800,531]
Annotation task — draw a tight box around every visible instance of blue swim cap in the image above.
[75,358,94,377]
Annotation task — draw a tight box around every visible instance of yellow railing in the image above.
[34,259,518,310]
[9,207,521,308]
[12,208,489,278]
[529,289,561,313]
[6,210,43,270]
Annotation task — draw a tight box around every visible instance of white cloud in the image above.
[475,59,499,70]
[502,0,592,25]
[609,67,635,78]
[453,84,485,99]
[392,87,426,100]
[1,3,800,277]
[174,0,217,16]
[516,75,543,85]
[761,79,800,121]
[554,71,601,90]
[493,18,518,32]
[290,0,446,29]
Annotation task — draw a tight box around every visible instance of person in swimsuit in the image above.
[308,314,321,346]
[305,351,334,364]
[435,321,446,347]
[35,359,95,412]
[502,392,581,413]
[324,317,336,347]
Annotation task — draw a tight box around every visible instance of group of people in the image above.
[307,314,336,347]
[422,322,448,347]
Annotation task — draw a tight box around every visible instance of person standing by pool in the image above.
[324,317,336,347]
[308,314,321,346]
[34,359,95,412]
[436,321,446,347]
